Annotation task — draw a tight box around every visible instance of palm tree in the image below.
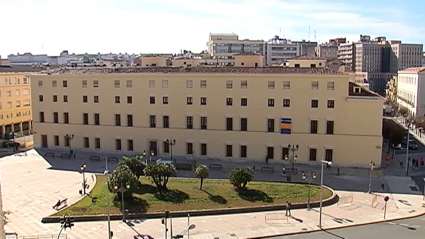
[195,165,209,190]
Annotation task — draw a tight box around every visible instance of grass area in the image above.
[56,175,333,216]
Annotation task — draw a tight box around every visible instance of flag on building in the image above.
[280,118,292,134]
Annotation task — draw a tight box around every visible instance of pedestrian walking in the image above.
[285,201,291,216]
[265,155,269,165]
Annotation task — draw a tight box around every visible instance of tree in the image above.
[107,164,139,199]
[119,156,146,178]
[228,167,254,191]
[143,164,176,190]
[195,165,209,190]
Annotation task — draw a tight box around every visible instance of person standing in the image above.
[285,201,291,216]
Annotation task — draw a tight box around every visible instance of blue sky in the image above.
[0,0,424,56]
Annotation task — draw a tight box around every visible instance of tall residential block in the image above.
[206,33,265,58]
[397,67,425,117]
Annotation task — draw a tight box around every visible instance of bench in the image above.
[52,198,68,209]
[261,166,274,173]
[45,152,55,157]
[89,155,101,162]
[209,163,222,170]
[108,157,118,163]
[61,153,72,159]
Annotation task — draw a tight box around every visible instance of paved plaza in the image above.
[0,149,424,239]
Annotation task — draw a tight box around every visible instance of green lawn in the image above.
[56,175,333,216]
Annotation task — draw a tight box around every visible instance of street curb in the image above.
[246,206,425,239]
[41,179,338,223]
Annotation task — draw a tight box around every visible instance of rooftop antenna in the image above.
[308,23,311,41]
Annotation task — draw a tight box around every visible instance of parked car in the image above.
[1,141,20,148]
[408,140,418,150]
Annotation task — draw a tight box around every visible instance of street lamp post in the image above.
[65,134,74,156]
[166,139,177,162]
[319,159,332,228]
[114,182,130,222]
[80,162,87,195]
[285,144,299,173]
[368,160,376,194]
[405,120,411,176]
[302,171,317,210]
[104,157,112,239]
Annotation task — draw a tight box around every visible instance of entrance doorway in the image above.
[41,135,48,148]
[149,140,158,155]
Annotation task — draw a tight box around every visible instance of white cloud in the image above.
[0,0,423,56]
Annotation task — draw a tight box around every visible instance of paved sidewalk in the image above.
[1,149,425,239]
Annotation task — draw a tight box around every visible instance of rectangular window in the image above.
[126,80,133,88]
[84,137,89,148]
[114,80,120,88]
[226,117,233,131]
[62,80,68,87]
[327,82,335,90]
[149,80,155,88]
[64,112,69,124]
[82,80,87,88]
[127,96,132,104]
[311,81,319,90]
[39,95,44,102]
[127,139,134,151]
[53,95,58,102]
[83,95,88,103]
[6,91,11,97]
[115,96,120,103]
[327,100,335,108]
[94,113,100,125]
[241,98,248,106]
[226,145,233,157]
[52,81,57,87]
[39,112,45,123]
[311,99,319,108]
[163,96,168,104]
[267,119,274,132]
[326,121,334,134]
[240,118,248,131]
[268,98,275,107]
[94,96,99,103]
[187,97,193,105]
[53,112,59,123]
[83,113,89,125]
[310,120,318,134]
[127,114,133,127]
[150,115,156,128]
[54,135,59,146]
[283,99,290,107]
[267,147,274,159]
[226,80,233,89]
[241,80,248,89]
[115,114,121,126]
[93,80,99,87]
[268,81,275,89]
[240,145,247,158]
[38,80,43,87]
[200,80,207,88]
[226,98,233,106]
[162,80,168,88]
[200,143,207,156]
[15,89,20,96]
[186,143,193,154]
[309,148,317,161]
[163,141,170,153]
[16,101,20,107]
[163,116,169,128]
[186,80,193,88]
[186,116,193,129]
[199,116,208,129]
[200,97,207,105]
[95,138,101,149]
[63,95,68,102]
[325,149,333,162]
[282,147,289,160]
[150,96,155,104]
[115,139,122,150]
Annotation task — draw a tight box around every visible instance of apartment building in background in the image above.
[206,33,265,58]
[396,67,425,118]
[30,57,384,168]
[421,52,425,66]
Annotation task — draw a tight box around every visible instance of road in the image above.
[271,215,425,239]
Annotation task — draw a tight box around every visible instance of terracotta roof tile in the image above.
[399,67,425,73]
[288,54,327,61]
[44,67,347,75]
[348,82,383,98]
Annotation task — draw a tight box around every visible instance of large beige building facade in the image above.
[30,67,384,167]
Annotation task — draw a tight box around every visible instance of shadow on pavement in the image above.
[201,189,228,204]
[310,208,354,224]
[322,229,346,239]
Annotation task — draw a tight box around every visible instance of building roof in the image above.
[288,54,327,61]
[43,67,347,75]
[399,67,425,73]
[210,33,238,36]
[348,82,382,98]
[0,65,47,73]
[234,52,262,56]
